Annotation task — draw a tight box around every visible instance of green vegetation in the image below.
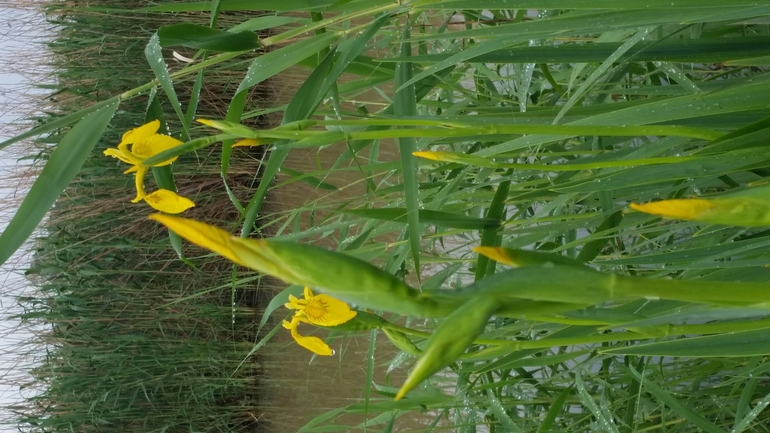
[5,2,272,431]
[3,1,770,432]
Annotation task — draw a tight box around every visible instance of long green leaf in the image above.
[158,23,260,51]
[145,33,188,137]
[385,36,770,65]
[0,97,118,151]
[0,100,119,267]
[394,22,422,277]
[602,328,770,357]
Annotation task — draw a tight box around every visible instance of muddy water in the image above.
[255,69,425,432]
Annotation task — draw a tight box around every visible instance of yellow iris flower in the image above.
[104,120,194,213]
[282,286,357,356]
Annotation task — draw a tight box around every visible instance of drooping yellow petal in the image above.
[284,317,333,356]
[131,134,182,166]
[293,333,334,356]
[119,119,160,146]
[148,214,250,267]
[131,166,149,203]
[630,199,715,220]
[143,189,195,214]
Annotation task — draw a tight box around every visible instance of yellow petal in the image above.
[293,334,334,356]
[285,294,303,310]
[119,120,160,146]
[284,316,334,356]
[148,214,250,267]
[304,286,314,299]
[630,199,715,220]
[297,294,356,326]
[473,246,518,267]
[104,147,138,165]
[131,134,182,165]
[316,294,356,326]
[232,138,261,147]
[143,189,195,214]
[132,167,148,203]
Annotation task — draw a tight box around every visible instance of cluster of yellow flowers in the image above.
[125,120,766,359]
[104,120,195,214]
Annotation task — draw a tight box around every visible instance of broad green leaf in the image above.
[0,100,119,267]
[235,32,339,95]
[158,23,260,51]
[145,33,188,137]
[0,97,118,151]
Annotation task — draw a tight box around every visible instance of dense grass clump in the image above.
[6,1,280,432]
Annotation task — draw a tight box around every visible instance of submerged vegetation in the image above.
[2,0,770,432]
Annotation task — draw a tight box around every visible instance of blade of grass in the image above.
[394,21,422,279]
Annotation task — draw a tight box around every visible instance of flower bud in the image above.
[630,186,770,227]
[149,215,458,317]
[395,295,500,400]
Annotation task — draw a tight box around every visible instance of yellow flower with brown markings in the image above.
[282,286,357,356]
[104,120,194,213]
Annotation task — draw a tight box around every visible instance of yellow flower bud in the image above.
[631,193,770,227]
